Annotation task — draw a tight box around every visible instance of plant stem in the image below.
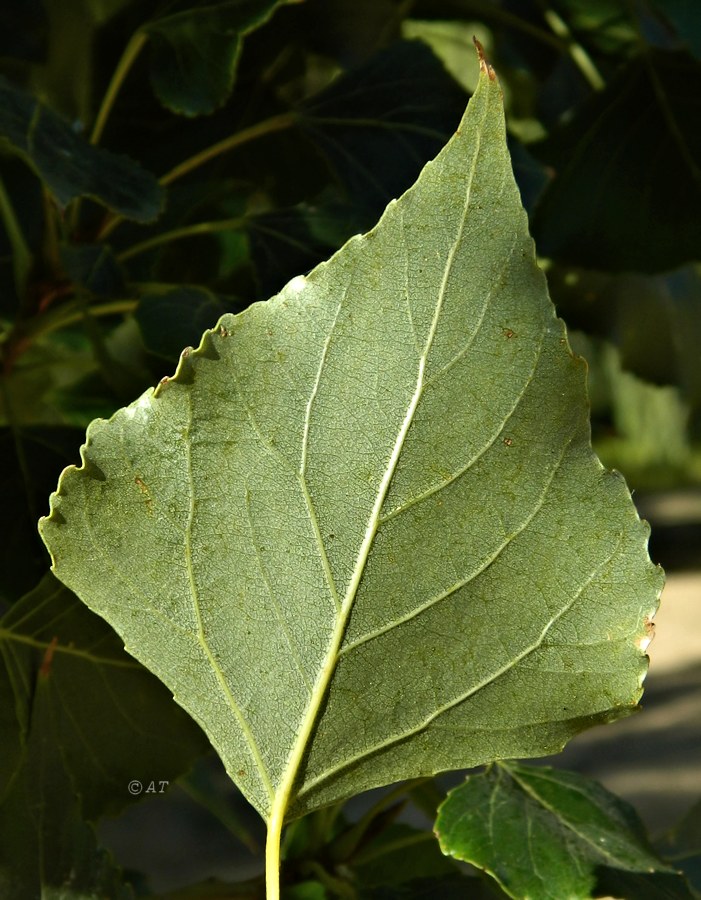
[454,0,567,51]
[265,809,284,900]
[96,111,295,242]
[25,298,137,342]
[90,30,149,146]
[541,5,605,91]
[0,175,32,297]
[118,217,246,262]
[159,112,296,187]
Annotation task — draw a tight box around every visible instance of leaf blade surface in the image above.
[39,63,662,825]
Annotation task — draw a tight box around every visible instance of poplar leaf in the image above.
[39,56,662,827]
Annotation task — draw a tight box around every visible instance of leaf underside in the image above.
[39,64,662,826]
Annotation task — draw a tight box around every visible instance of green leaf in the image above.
[136,286,232,362]
[60,243,127,298]
[351,823,459,888]
[0,574,208,823]
[435,762,678,900]
[145,0,297,116]
[532,50,701,273]
[0,75,163,220]
[40,56,661,842]
[650,0,701,59]
[0,655,133,899]
[297,40,468,217]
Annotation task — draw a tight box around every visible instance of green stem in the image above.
[265,810,284,900]
[541,5,605,91]
[453,0,567,51]
[67,30,149,234]
[26,298,137,341]
[90,30,149,146]
[160,111,296,187]
[97,111,295,242]
[118,217,246,262]
[0,375,36,529]
[0,175,32,297]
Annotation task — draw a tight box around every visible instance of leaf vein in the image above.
[183,394,275,802]
[300,537,622,798]
[342,433,571,655]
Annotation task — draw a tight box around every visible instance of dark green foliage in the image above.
[0,1,699,896]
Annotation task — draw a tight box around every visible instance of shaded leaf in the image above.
[60,243,127,298]
[0,653,133,900]
[649,0,701,59]
[351,823,459,888]
[136,285,233,361]
[297,39,468,217]
[0,427,83,602]
[435,762,677,900]
[532,49,701,273]
[0,75,163,220]
[594,867,697,900]
[0,573,208,823]
[247,199,359,298]
[548,264,701,413]
[145,0,297,116]
[40,59,660,837]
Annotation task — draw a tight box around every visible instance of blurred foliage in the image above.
[1,0,700,896]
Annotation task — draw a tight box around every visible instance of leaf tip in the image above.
[473,37,496,81]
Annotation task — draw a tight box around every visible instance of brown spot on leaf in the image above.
[503,437,513,447]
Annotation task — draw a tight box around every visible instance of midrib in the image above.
[267,358,426,831]
[268,95,487,827]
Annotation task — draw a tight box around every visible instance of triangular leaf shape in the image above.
[39,54,661,847]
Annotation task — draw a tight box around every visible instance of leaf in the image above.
[40,55,661,839]
[532,49,701,273]
[547,264,701,413]
[0,648,134,900]
[0,427,84,603]
[0,574,208,823]
[435,762,677,900]
[145,0,297,116]
[350,823,460,888]
[60,243,127,298]
[0,75,163,220]
[247,200,360,298]
[136,286,233,362]
[649,0,701,59]
[297,40,468,217]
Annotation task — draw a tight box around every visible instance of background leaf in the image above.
[40,62,661,837]
[146,0,297,116]
[532,49,701,273]
[297,39,468,218]
[0,573,208,869]
[435,762,678,900]
[0,75,163,219]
